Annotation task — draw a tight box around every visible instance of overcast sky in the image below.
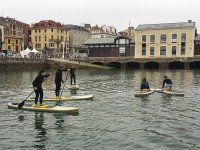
[1,0,200,31]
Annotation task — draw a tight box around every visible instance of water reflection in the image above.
[34,112,47,150]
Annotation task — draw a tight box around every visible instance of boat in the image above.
[155,89,184,96]
[134,89,155,97]
[28,95,94,101]
[8,103,79,114]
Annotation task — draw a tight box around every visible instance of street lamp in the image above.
[61,41,65,59]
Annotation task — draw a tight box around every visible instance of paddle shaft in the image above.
[59,72,69,101]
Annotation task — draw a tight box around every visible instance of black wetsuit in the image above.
[70,69,76,85]
[162,79,172,88]
[140,81,150,90]
[32,75,46,105]
[55,68,63,97]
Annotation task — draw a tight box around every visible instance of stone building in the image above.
[63,24,91,57]
[134,20,196,58]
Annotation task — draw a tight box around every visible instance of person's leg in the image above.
[39,88,43,105]
[35,90,39,105]
[70,76,73,85]
[55,82,61,97]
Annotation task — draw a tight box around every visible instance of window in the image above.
[181,42,186,55]
[39,36,41,42]
[35,30,37,33]
[16,40,18,44]
[51,35,53,40]
[181,33,186,41]
[142,35,146,43]
[45,29,47,33]
[160,46,166,55]
[150,35,155,43]
[160,34,167,43]
[172,46,176,55]
[142,44,146,55]
[51,29,53,32]
[172,34,177,43]
[45,36,47,41]
[150,47,154,55]
[35,36,37,42]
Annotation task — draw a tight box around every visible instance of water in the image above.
[0,68,200,150]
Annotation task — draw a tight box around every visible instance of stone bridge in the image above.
[74,56,200,69]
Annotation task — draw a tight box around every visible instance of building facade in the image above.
[0,17,30,53]
[31,20,69,56]
[90,25,118,39]
[83,36,134,57]
[134,20,196,58]
[63,24,91,57]
[0,25,4,50]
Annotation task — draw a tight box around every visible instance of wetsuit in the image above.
[55,68,63,97]
[162,79,173,88]
[70,69,76,85]
[140,81,150,90]
[32,75,46,105]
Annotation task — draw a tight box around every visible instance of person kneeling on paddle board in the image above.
[33,70,50,107]
[162,76,173,91]
[140,78,150,91]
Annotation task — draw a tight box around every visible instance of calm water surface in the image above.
[0,68,200,150]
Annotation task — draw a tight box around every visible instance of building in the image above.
[63,24,91,57]
[0,25,4,51]
[0,17,30,53]
[83,36,134,57]
[119,26,135,38]
[194,34,200,55]
[134,20,196,58]
[31,20,69,57]
[90,25,117,38]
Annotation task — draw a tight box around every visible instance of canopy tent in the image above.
[20,47,31,58]
[31,48,40,53]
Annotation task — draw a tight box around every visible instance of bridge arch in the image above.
[190,61,200,69]
[91,62,104,66]
[107,62,122,68]
[144,61,159,69]
[169,61,184,69]
[125,62,140,69]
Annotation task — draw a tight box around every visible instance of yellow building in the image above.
[135,20,196,58]
[31,20,69,56]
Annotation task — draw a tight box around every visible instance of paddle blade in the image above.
[18,100,25,109]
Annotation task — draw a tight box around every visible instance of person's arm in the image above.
[162,80,165,88]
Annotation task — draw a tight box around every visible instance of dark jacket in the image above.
[141,81,150,89]
[32,74,45,88]
[55,68,63,83]
[162,79,172,87]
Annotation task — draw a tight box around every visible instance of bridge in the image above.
[71,56,200,69]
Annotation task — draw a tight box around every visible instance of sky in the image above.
[1,0,200,32]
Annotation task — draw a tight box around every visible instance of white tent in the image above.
[20,47,31,58]
[31,48,40,53]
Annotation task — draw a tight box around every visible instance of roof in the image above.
[84,37,115,45]
[63,24,89,32]
[32,20,63,29]
[136,21,196,31]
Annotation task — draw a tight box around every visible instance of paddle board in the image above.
[155,89,184,96]
[8,103,79,114]
[28,95,94,101]
[134,89,155,97]
[66,84,79,90]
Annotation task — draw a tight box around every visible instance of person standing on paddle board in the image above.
[162,76,173,91]
[69,67,76,85]
[55,65,65,98]
[140,77,150,91]
[32,70,50,107]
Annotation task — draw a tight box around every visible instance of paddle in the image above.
[59,71,69,100]
[18,74,50,109]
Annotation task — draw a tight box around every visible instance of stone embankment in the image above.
[0,58,112,70]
